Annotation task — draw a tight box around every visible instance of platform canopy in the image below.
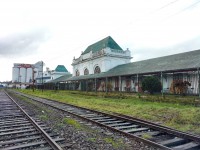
[66,49,200,81]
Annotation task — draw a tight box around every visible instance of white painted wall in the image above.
[72,47,132,76]
[73,56,131,76]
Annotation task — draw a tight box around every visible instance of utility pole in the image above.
[42,61,43,92]
[32,67,35,92]
[198,68,200,98]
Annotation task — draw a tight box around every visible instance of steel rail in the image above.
[12,90,200,150]
[16,90,200,142]
[4,90,63,150]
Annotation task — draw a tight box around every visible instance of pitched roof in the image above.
[105,49,200,76]
[46,74,72,83]
[66,49,200,81]
[55,65,68,72]
[82,36,123,55]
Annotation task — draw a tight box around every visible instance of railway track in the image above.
[12,90,200,150]
[0,90,66,150]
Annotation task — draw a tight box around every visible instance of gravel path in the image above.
[11,92,159,150]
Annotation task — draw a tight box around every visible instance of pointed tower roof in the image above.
[82,36,123,55]
[55,65,68,72]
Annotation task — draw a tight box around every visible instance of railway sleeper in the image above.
[171,141,200,150]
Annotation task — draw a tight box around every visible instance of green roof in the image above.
[82,36,123,55]
[66,49,200,81]
[46,74,72,83]
[104,49,200,76]
[55,65,68,72]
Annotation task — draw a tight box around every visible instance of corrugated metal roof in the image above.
[82,36,123,55]
[104,49,200,76]
[46,74,72,83]
[66,49,200,81]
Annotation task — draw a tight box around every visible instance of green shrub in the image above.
[142,76,161,94]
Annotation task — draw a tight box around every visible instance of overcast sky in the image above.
[0,0,200,81]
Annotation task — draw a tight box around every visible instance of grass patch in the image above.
[103,137,124,148]
[141,133,152,139]
[62,117,82,129]
[39,115,48,121]
[14,89,200,134]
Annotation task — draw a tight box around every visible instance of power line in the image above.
[166,0,200,19]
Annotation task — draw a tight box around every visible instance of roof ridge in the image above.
[132,49,200,64]
[55,65,68,72]
[82,36,123,55]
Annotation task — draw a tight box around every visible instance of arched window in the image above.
[94,66,101,74]
[84,68,89,75]
[75,70,80,76]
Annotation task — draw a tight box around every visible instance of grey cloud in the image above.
[0,28,51,57]
[132,36,200,62]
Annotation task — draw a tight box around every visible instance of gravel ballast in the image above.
[10,92,159,150]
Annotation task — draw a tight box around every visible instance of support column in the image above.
[105,77,108,93]
[18,67,21,82]
[42,61,43,92]
[198,68,200,97]
[119,76,121,92]
[25,68,27,83]
[161,72,163,97]
[95,78,97,92]
[86,80,88,92]
[74,82,76,90]
[137,74,139,92]
[32,68,34,92]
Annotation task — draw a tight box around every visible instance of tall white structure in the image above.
[72,36,132,76]
[12,61,43,84]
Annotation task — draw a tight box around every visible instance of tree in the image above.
[142,76,162,94]
[170,80,191,95]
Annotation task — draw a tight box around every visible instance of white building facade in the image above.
[72,36,132,76]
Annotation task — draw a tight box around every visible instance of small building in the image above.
[36,65,70,88]
[51,65,70,80]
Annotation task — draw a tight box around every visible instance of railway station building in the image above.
[46,36,200,95]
